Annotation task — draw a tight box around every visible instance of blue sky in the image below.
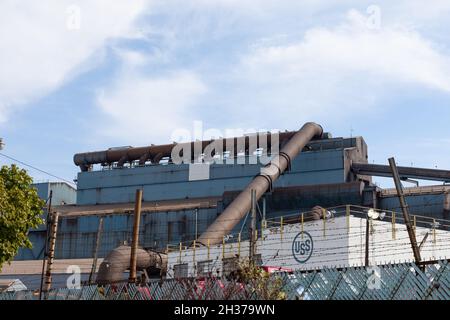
[0,0,449,187]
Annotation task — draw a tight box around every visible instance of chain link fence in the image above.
[0,277,260,300]
[1,260,450,300]
[280,260,450,300]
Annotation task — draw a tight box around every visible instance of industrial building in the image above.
[3,123,450,289]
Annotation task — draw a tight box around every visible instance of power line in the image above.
[0,152,76,187]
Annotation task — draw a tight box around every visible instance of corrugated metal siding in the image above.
[379,194,446,219]
[76,149,346,205]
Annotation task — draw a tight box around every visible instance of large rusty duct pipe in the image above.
[96,246,167,285]
[197,122,324,245]
[74,132,298,171]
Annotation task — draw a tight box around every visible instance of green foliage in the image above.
[0,164,44,270]
[236,259,287,300]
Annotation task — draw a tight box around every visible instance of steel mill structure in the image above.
[2,122,450,290]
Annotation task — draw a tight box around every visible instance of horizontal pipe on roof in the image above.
[73,132,300,171]
[352,163,450,183]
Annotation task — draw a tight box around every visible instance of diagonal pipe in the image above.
[197,122,323,245]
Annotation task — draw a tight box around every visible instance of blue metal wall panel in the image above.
[76,149,345,205]
[379,194,446,219]
[32,182,77,205]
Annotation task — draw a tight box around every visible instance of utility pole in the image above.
[249,189,257,263]
[195,208,198,240]
[365,217,370,266]
[129,189,143,283]
[388,157,421,265]
[42,211,59,295]
[262,196,266,226]
[39,190,52,300]
[89,216,104,284]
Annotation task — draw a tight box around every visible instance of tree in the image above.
[236,259,287,300]
[0,164,44,270]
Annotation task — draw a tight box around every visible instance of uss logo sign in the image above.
[292,232,313,263]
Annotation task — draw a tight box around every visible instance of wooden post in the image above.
[179,242,182,264]
[129,189,143,283]
[262,196,266,234]
[238,233,241,257]
[193,240,196,264]
[365,217,370,267]
[388,157,421,264]
[346,205,350,233]
[301,213,304,239]
[207,239,210,260]
[322,208,327,238]
[39,190,52,300]
[88,216,104,284]
[392,212,396,240]
[43,211,59,294]
[249,189,257,261]
[433,219,437,244]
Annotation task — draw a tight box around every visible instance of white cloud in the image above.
[221,9,450,128]
[96,51,207,144]
[0,0,149,122]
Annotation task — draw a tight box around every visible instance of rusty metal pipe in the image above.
[197,122,323,245]
[96,246,167,285]
[74,132,298,171]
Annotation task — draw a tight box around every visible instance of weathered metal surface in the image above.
[74,131,299,171]
[222,181,365,212]
[96,245,167,285]
[75,148,348,205]
[379,194,447,219]
[380,185,450,197]
[352,162,450,183]
[55,196,220,217]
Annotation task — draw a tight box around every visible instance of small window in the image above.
[174,263,188,278]
[197,260,213,277]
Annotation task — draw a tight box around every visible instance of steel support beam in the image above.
[388,157,421,265]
